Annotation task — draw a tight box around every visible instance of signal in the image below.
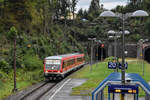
[101,44,104,48]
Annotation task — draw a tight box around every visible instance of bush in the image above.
[0,59,10,73]
[0,80,3,89]
[104,56,115,62]
[23,54,43,71]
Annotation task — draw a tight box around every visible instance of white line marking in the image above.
[49,79,71,100]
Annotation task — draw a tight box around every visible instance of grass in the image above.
[69,58,150,97]
[0,69,44,100]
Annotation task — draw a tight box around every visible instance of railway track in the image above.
[19,82,56,100]
[4,81,57,100]
[5,63,89,100]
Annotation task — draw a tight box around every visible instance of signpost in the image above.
[108,84,139,100]
[108,62,128,69]
[108,85,139,94]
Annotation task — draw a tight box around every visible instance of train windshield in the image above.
[45,59,61,70]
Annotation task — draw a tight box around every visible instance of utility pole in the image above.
[88,38,96,72]
[95,40,102,67]
[8,26,18,92]
[101,44,104,61]
[12,37,17,92]
[114,35,117,64]
[139,39,148,76]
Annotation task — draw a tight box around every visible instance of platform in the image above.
[92,72,150,100]
[40,78,90,100]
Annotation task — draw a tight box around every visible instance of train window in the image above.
[82,57,84,61]
[67,59,74,66]
[77,57,82,62]
[63,59,75,68]
[63,61,67,68]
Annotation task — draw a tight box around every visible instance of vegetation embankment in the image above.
[0,70,43,100]
[70,58,150,97]
[0,54,43,100]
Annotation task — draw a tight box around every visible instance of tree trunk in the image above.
[13,37,17,92]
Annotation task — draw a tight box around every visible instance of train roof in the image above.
[45,53,83,60]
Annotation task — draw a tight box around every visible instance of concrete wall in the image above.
[107,43,137,58]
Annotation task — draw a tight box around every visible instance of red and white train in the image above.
[44,53,85,80]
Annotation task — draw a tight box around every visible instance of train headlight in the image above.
[45,70,48,73]
[58,71,60,73]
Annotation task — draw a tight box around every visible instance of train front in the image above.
[44,57,62,80]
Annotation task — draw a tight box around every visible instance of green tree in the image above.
[88,0,100,18]
[71,0,78,20]
[7,26,18,40]
[60,0,70,25]
[0,59,10,73]
[77,8,84,19]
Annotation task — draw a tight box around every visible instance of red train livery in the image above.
[44,53,85,80]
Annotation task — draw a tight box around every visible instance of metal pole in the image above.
[114,35,117,61]
[108,93,110,100]
[90,40,93,72]
[121,14,125,84]
[13,37,17,92]
[121,94,125,100]
[142,42,144,76]
[113,93,115,100]
[121,14,125,100]
[101,47,103,61]
[96,42,98,67]
[114,34,118,72]
[97,42,98,62]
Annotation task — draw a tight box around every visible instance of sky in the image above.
[76,0,128,12]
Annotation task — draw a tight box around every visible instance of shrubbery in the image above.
[23,54,43,71]
[104,56,115,62]
[0,59,10,73]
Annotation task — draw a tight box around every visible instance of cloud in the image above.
[101,1,127,10]
[76,0,128,12]
[76,0,92,12]
[101,0,127,3]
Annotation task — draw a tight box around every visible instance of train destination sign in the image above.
[108,84,139,94]
[46,60,61,64]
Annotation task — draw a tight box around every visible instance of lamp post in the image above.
[12,36,17,92]
[108,30,121,72]
[88,38,96,72]
[100,10,149,99]
[108,30,130,72]
[101,43,104,61]
[95,40,102,66]
[139,39,149,76]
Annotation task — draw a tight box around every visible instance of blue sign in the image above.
[108,62,128,69]
[108,62,117,69]
[119,62,128,69]
[108,84,139,94]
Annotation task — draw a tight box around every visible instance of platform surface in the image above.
[41,78,91,100]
